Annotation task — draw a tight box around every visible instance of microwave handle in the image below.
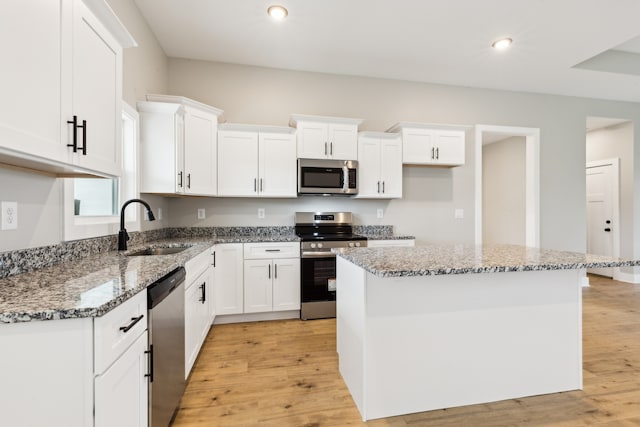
[342,165,349,192]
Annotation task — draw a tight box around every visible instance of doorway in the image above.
[474,125,540,247]
[586,159,619,278]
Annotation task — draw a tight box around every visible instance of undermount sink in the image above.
[126,246,190,256]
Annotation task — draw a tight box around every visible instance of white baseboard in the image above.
[581,275,590,287]
[213,310,300,325]
[614,270,640,284]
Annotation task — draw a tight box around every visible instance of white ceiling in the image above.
[133,0,640,103]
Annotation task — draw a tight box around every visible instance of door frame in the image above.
[586,158,621,279]
[474,125,540,247]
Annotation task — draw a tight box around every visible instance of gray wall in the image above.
[167,58,640,252]
[483,137,526,245]
[586,122,634,262]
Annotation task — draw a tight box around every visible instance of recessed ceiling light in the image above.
[492,37,513,50]
[267,5,288,19]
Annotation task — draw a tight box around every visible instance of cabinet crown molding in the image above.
[358,131,401,139]
[386,122,472,133]
[83,0,136,48]
[145,94,224,117]
[218,123,295,134]
[289,114,364,127]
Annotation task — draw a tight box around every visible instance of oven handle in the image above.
[301,251,336,258]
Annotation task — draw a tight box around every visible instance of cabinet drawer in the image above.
[243,242,300,259]
[368,239,415,248]
[94,290,147,374]
[185,246,213,287]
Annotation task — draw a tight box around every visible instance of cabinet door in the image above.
[356,136,382,198]
[213,244,244,315]
[95,331,148,427]
[0,0,65,162]
[218,130,259,196]
[434,130,465,166]
[272,258,301,311]
[185,271,210,376]
[296,121,329,159]
[380,138,403,198]
[259,132,297,197]
[402,128,434,164]
[184,108,217,196]
[244,259,273,313]
[328,123,358,160]
[67,0,122,176]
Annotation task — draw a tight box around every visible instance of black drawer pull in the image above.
[604,228,611,232]
[120,314,144,333]
[265,249,281,252]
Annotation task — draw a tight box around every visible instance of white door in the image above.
[272,258,301,311]
[586,163,616,277]
[380,137,403,198]
[94,331,148,427]
[356,136,381,198]
[184,109,217,196]
[244,259,273,313]
[259,132,297,197]
[328,123,358,160]
[69,0,122,176]
[213,244,244,315]
[217,130,258,196]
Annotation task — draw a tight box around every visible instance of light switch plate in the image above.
[454,208,464,219]
[258,208,265,219]
[1,201,18,230]
[377,208,384,219]
[197,208,205,220]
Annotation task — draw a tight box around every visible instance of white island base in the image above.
[336,257,583,421]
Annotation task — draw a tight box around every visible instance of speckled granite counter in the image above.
[335,243,640,277]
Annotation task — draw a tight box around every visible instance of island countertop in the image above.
[334,243,640,277]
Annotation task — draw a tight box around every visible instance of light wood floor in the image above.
[173,275,640,426]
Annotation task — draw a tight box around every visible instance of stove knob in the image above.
[355,242,361,247]
[317,243,324,248]
[348,242,354,248]
[310,243,317,249]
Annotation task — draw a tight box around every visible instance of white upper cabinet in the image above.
[290,114,363,160]
[356,132,403,199]
[138,95,223,196]
[218,124,297,197]
[387,122,467,167]
[0,0,134,177]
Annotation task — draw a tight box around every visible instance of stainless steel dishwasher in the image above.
[147,267,186,427]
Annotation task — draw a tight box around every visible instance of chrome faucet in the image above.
[118,199,155,251]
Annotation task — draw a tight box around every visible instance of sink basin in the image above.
[127,246,190,256]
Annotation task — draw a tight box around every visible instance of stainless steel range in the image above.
[295,212,367,320]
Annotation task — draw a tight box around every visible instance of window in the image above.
[63,102,139,241]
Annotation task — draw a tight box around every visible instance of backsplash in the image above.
[0,225,393,279]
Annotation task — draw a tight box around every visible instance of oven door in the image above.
[300,252,336,303]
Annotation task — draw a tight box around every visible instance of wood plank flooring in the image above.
[173,275,640,426]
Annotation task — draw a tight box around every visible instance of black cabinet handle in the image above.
[254,178,257,192]
[178,171,183,188]
[187,173,191,189]
[324,142,328,155]
[377,181,380,193]
[431,147,435,160]
[382,181,385,193]
[145,345,154,382]
[330,142,333,156]
[604,228,611,232]
[436,147,439,160]
[67,116,78,152]
[199,282,206,303]
[119,314,144,333]
[78,119,87,155]
[260,178,263,192]
[265,249,281,252]
[274,263,278,279]
[213,251,216,267]
[268,264,271,279]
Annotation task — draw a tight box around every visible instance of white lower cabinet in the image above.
[213,243,245,315]
[185,266,213,377]
[94,331,149,427]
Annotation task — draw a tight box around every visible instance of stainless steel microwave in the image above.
[297,159,358,195]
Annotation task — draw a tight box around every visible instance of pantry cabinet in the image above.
[0,0,134,177]
[138,95,223,196]
[290,114,363,160]
[356,132,403,198]
[387,122,467,167]
[217,124,297,197]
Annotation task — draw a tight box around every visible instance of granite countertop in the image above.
[335,243,640,278]
[212,234,300,243]
[361,234,415,241]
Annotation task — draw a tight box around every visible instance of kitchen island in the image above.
[335,244,638,421]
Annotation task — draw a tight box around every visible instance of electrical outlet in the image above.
[258,208,265,219]
[197,208,206,220]
[1,201,18,230]
[157,208,163,220]
[454,208,464,219]
[377,208,384,219]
